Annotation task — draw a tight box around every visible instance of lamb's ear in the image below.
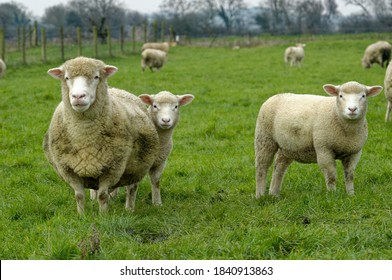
[104,65,118,77]
[323,84,340,96]
[48,67,63,79]
[139,94,154,105]
[366,85,383,97]
[178,94,194,106]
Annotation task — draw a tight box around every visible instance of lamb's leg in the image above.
[149,164,166,206]
[317,150,337,191]
[385,100,392,122]
[269,150,293,196]
[125,184,138,211]
[342,151,362,195]
[255,136,278,198]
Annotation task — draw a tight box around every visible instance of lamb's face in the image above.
[323,82,382,121]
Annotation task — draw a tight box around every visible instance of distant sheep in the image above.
[284,44,306,66]
[384,61,392,121]
[0,59,6,78]
[362,41,391,68]
[141,49,167,72]
[255,81,382,197]
[142,42,170,53]
[136,91,194,207]
[44,57,159,214]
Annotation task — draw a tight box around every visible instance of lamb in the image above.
[44,56,159,214]
[255,81,382,198]
[141,42,170,53]
[362,41,391,68]
[384,61,392,121]
[0,58,6,78]
[284,44,306,66]
[141,49,167,72]
[127,91,194,208]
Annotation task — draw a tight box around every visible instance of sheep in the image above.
[284,44,306,67]
[141,49,168,72]
[44,56,159,214]
[0,58,6,78]
[362,41,391,69]
[255,81,382,198]
[141,42,170,53]
[384,61,392,121]
[131,91,194,207]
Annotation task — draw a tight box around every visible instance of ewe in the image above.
[141,49,167,72]
[141,42,170,53]
[384,61,392,121]
[255,81,382,197]
[44,57,159,214]
[284,44,306,66]
[362,41,391,68]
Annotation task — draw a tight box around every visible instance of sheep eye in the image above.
[94,76,99,80]
[174,105,178,109]
[339,94,343,98]
[153,105,158,109]
[65,76,69,80]
[362,94,366,98]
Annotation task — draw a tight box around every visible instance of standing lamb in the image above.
[141,42,170,53]
[255,81,382,198]
[125,91,194,209]
[384,61,392,121]
[44,56,159,214]
[362,41,391,68]
[284,44,306,67]
[0,59,6,78]
[141,49,167,72]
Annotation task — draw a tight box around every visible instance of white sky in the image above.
[0,0,360,17]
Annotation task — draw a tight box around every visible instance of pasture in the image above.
[1,34,392,260]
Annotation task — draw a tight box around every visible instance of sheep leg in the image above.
[125,184,138,211]
[149,165,166,206]
[317,150,337,191]
[269,150,293,196]
[255,136,278,198]
[342,152,362,195]
[385,100,392,122]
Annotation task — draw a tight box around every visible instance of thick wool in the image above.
[141,42,170,53]
[44,57,159,214]
[384,61,392,121]
[362,41,391,68]
[284,44,305,66]
[255,81,382,198]
[141,49,167,72]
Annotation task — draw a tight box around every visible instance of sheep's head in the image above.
[323,81,382,121]
[48,57,117,113]
[361,57,371,68]
[139,91,194,130]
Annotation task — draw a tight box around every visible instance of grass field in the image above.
[1,34,392,260]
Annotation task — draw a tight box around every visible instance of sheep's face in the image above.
[139,91,194,130]
[323,82,382,121]
[361,58,371,68]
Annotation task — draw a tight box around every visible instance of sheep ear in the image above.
[366,86,383,97]
[104,65,118,77]
[48,68,63,79]
[178,94,194,106]
[323,84,340,96]
[139,94,154,105]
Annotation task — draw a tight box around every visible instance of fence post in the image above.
[108,27,112,57]
[161,21,165,42]
[93,25,98,57]
[120,25,124,54]
[22,26,26,64]
[0,28,5,60]
[60,26,64,61]
[143,21,147,43]
[28,25,32,48]
[153,20,158,42]
[41,27,46,63]
[33,21,38,47]
[132,25,136,54]
[76,27,82,56]
[17,26,21,51]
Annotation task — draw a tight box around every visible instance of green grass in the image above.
[1,34,392,260]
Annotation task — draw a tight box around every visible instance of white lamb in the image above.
[384,61,392,121]
[141,49,167,72]
[362,41,391,69]
[0,59,6,78]
[255,81,382,197]
[124,91,194,209]
[141,42,170,53]
[284,44,306,66]
[44,56,159,214]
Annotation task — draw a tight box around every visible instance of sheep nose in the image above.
[348,107,357,113]
[72,93,86,100]
[161,117,171,123]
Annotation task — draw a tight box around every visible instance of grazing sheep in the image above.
[131,91,194,208]
[141,49,167,72]
[255,81,382,198]
[384,61,392,121]
[284,44,306,66]
[362,41,391,68]
[44,56,159,214]
[0,59,6,78]
[141,42,170,53]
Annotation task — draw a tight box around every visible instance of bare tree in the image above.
[343,0,372,16]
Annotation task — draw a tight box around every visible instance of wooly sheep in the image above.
[130,91,194,208]
[384,61,392,121]
[0,59,6,78]
[255,81,382,198]
[44,56,159,214]
[141,42,170,53]
[362,41,391,68]
[284,44,306,66]
[141,49,167,72]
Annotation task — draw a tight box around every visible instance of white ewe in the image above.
[362,41,391,68]
[141,42,170,53]
[141,49,167,72]
[284,44,306,67]
[255,81,382,197]
[384,61,392,121]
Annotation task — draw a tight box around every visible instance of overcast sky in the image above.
[0,0,360,17]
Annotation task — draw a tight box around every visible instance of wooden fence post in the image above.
[143,21,147,43]
[33,21,38,47]
[22,26,26,64]
[132,25,136,54]
[41,27,46,63]
[76,27,82,56]
[108,27,112,57]
[120,25,124,54]
[60,26,64,61]
[0,28,5,60]
[93,26,98,57]
[161,21,165,42]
